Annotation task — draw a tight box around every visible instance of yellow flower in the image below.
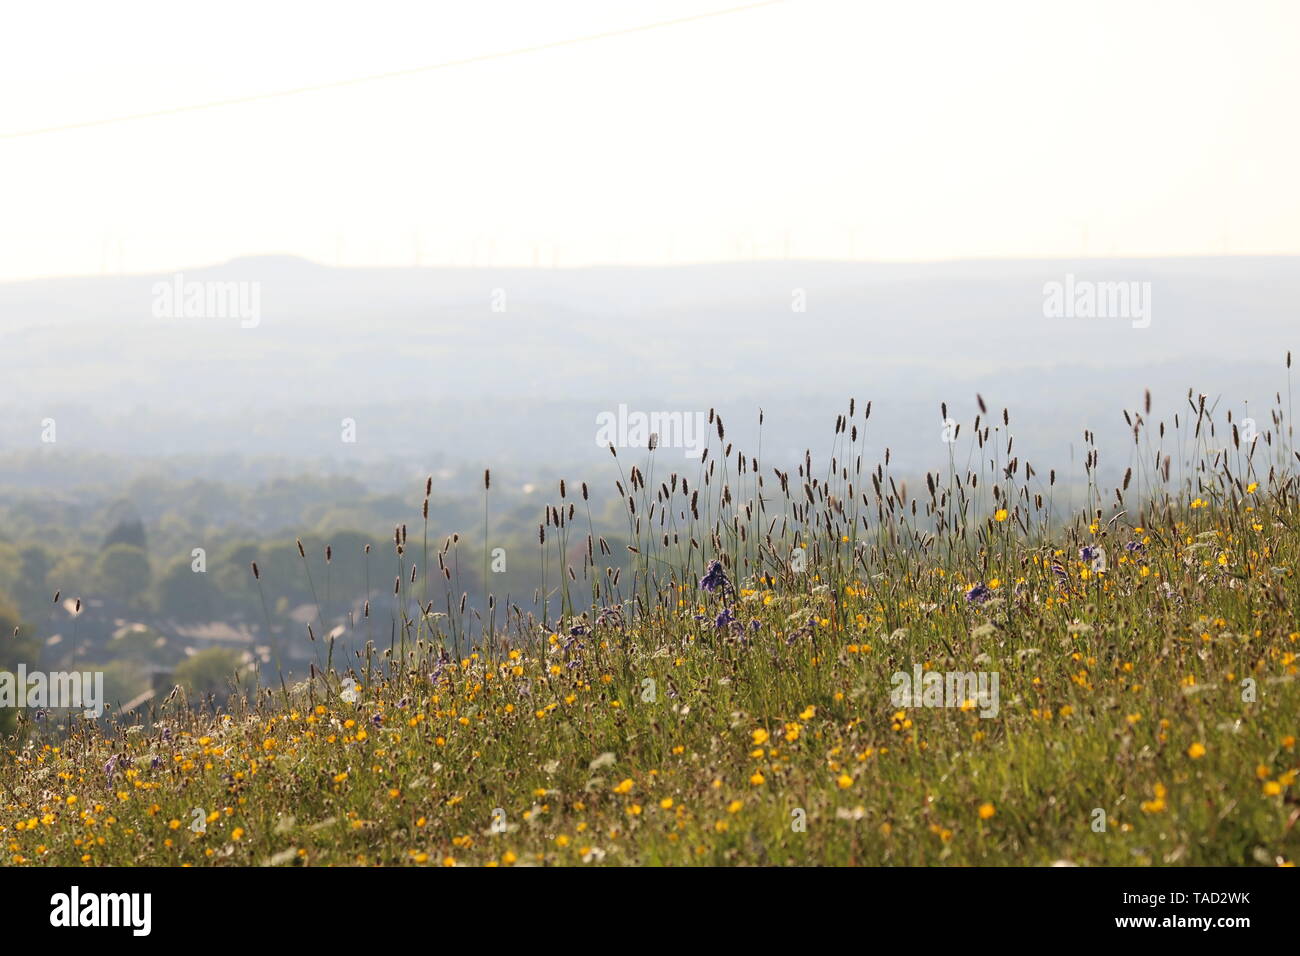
[659,798,674,810]
[978,802,996,820]
[836,773,853,789]
[994,509,1008,522]
[751,728,770,746]
[1187,742,1206,759]
[749,772,765,786]
[612,778,633,795]
[231,827,244,841]
[799,706,816,721]
[1263,781,1282,796]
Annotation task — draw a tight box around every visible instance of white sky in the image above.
[1,0,1297,280]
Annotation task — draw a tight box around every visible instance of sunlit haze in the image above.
[2,0,1298,280]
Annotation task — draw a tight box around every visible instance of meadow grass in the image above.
[2,384,1299,866]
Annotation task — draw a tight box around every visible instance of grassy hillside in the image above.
[2,388,1298,866]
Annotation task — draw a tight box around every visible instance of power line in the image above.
[1,0,786,141]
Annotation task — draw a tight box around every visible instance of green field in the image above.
[3,393,1298,866]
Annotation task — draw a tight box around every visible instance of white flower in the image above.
[339,678,361,704]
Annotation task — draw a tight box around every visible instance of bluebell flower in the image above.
[966,584,993,604]
[1081,545,1108,572]
[700,560,732,595]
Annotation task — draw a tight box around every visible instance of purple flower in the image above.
[966,584,993,604]
[1125,541,1145,554]
[1080,546,1098,562]
[715,608,736,629]
[700,560,732,596]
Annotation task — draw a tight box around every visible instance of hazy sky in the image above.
[1,0,1297,280]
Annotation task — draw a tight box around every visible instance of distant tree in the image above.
[95,544,152,606]
[103,518,148,552]
[16,545,54,621]
[0,544,23,606]
[97,659,150,714]
[157,556,218,621]
[46,551,92,597]
[173,647,243,697]
[212,542,262,616]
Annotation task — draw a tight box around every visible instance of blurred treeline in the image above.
[0,467,630,716]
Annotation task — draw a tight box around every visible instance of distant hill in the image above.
[2,256,1296,487]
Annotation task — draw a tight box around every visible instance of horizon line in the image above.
[5,250,1299,285]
